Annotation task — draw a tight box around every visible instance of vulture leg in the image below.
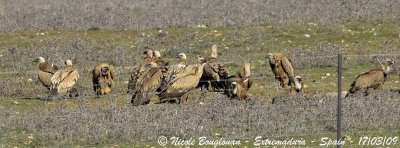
[68,87,79,97]
[179,93,189,104]
[131,93,148,106]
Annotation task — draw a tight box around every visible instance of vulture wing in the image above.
[281,56,294,77]
[51,67,79,92]
[39,62,59,74]
[108,64,115,80]
[281,56,295,85]
[135,67,163,93]
[162,64,203,93]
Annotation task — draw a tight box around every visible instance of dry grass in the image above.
[1,0,400,147]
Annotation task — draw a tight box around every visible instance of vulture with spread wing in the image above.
[50,60,79,97]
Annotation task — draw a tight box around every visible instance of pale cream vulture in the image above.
[33,57,59,89]
[92,63,115,95]
[345,59,394,97]
[266,53,295,88]
[158,53,206,103]
[50,60,79,97]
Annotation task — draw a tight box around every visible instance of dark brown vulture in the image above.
[197,44,229,91]
[158,53,206,103]
[224,63,253,100]
[92,63,115,95]
[127,49,155,94]
[130,62,164,106]
[50,60,79,97]
[266,53,295,88]
[345,59,394,97]
[32,57,59,89]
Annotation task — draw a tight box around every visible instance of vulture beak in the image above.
[176,54,181,58]
[32,58,39,63]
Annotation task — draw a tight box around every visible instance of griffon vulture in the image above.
[345,59,394,97]
[127,49,156,94]
[266,53,295,88]
[33,57,59,89]
[197,44,229,91]
[92,63,115,95]
[224,63,253,100]
[158,53,206,103]
[130,62,164,106]
[50,60,79,97]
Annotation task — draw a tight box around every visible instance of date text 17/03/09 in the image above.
[359,136,398,146]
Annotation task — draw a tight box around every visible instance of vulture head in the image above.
[65,60,73,66]
[386,59,394,65]
[101,66,110,76]
[294,76,303,91]
[197,55,205,64]
[176,53,187,60]
[143,49,154,59]
[153,50,162,58]
[231,82,238,95]
[266,53,275,65]
[210,44,218,58]
[33,57,46,63]
[175,53,187,67]
[384,59,394,74]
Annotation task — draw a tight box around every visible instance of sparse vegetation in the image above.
[1,0,400,147]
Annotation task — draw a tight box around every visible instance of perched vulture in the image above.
[127,49,155,94]
[32,57,59,89]
[50,60,79,97]
[266,53,295,88]
[92,63,115,95]
[158,53,206,103]
[345,59,394,97]
[130,62,163,106]
[224,63,253,100]
[197,44,229,91]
